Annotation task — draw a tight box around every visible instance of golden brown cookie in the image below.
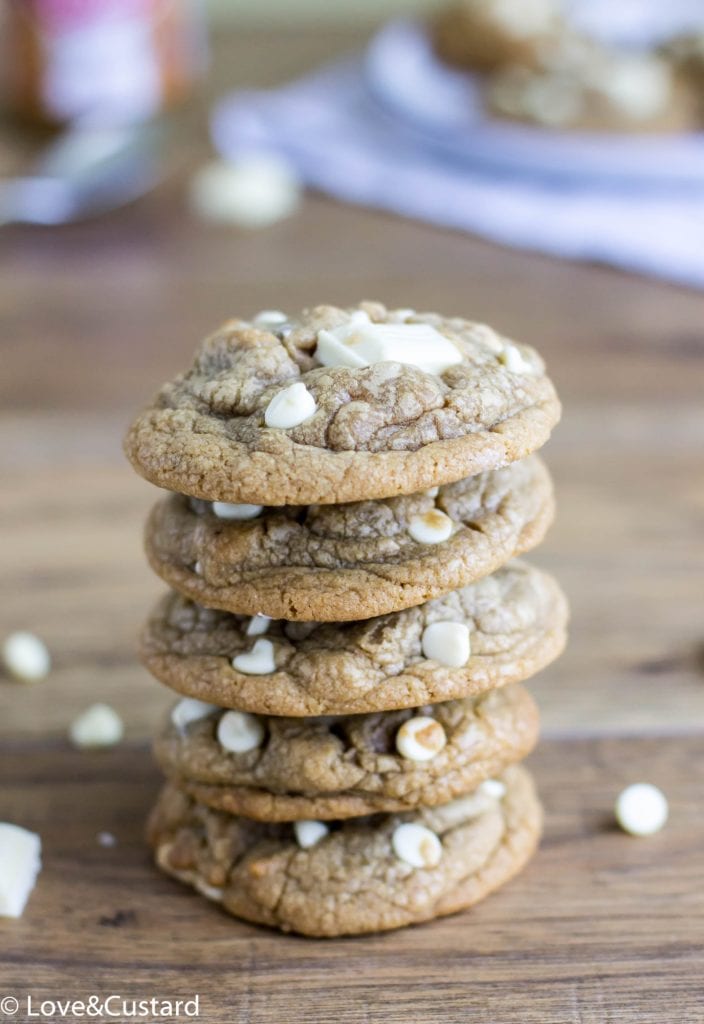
[154,683,539,821]
[144,455,554,622]
[432,0,564,73]
[141,560,566,715]
[148,764,542,936]
[124,302,560,506]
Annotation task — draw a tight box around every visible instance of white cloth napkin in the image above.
[212,18,704,288]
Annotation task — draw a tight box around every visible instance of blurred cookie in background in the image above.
[432,0,565,73]
[486,41,699,132]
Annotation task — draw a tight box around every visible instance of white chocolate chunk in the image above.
[171,698,218,732]
[189,155,301,229]
[212,501,263,520]
[0,823,42,918]
[193,560,203,576]
[395,716,447,762]
[294,819,329,849]
[264,382,317,429]
[408,509,453,544]
[97,831,117,848]
[615,783,668,836]
[2,631,50,682]
[424,486,440,498]
[480,778,507,800]
[421,621,471,667]
[246,614,272,637]
[69,703,124,749]
[217,710,265,754]
[316,317,462,375]
[253,309,288,327]
[232,638,276,675]
[392,823,442,868]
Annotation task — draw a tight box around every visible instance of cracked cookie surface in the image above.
[144,455,554,621]
[141,560,566,715]
[148,764,541,936]
[154,683,539,821]
[125,302,560,506]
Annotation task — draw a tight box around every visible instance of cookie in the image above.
[144,455,554,622]
[487,41,698,133]
[154,683,539,821]
[124,303,560,506]
[148,764,541,936]
[432,0,564,74]
[141,560,566,715]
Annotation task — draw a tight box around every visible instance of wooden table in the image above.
[2,27,704,1024]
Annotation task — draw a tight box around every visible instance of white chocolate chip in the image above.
[421,622,471,667]
[171,698,218,732]
[195,879,225,902]
[245,614,272,637]
[500,342,541,375]
[600,57,670,121]
[253,309,288,327]
[293,820,329,849]
[189,155,301,229]
[69,704,124,749]
[395,716,447,762]
[392,823,442,868]
[264,382,317,429]
[97,831,117,848]
[408,509,453,545]
[193,561,203,576]
[615,783,668,837]
[2,631,51,682]
[212,501,263,520]
[479,778,506,800]
[0,823,42,918]
[232,638,276,675]
[316,316,462,375]
[424,486,440,498]
[217,710,265,754]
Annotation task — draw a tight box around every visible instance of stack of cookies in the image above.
[124,301,567,937]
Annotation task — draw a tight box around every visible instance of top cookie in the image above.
[124,302,560,506]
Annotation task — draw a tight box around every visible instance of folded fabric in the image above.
[212,23,704,289]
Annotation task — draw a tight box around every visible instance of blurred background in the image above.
[1,0,703,747]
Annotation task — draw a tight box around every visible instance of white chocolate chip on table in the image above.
[189,155,301,229]
[171,698,218,732]
[315,312,463,375]
[408,509,454,545]
[615,783,668,836]
[212,501,263,520]
[264,382,317,429]
[392,823,443,868]
[0,823,42,918]
[395,716,447,762]
[232,638,276,675]
[421,621,471,667]
[69,704,124,749]
[294,820,329,849]
[2,631,51,682]
[217,710,265,754]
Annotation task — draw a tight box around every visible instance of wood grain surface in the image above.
[1,25,704,1024]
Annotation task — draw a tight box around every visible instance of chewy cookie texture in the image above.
[148,765,542,937]
[125,302,565,936]
[124,302,560,506]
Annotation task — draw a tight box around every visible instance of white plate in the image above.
[365,20,704,190]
